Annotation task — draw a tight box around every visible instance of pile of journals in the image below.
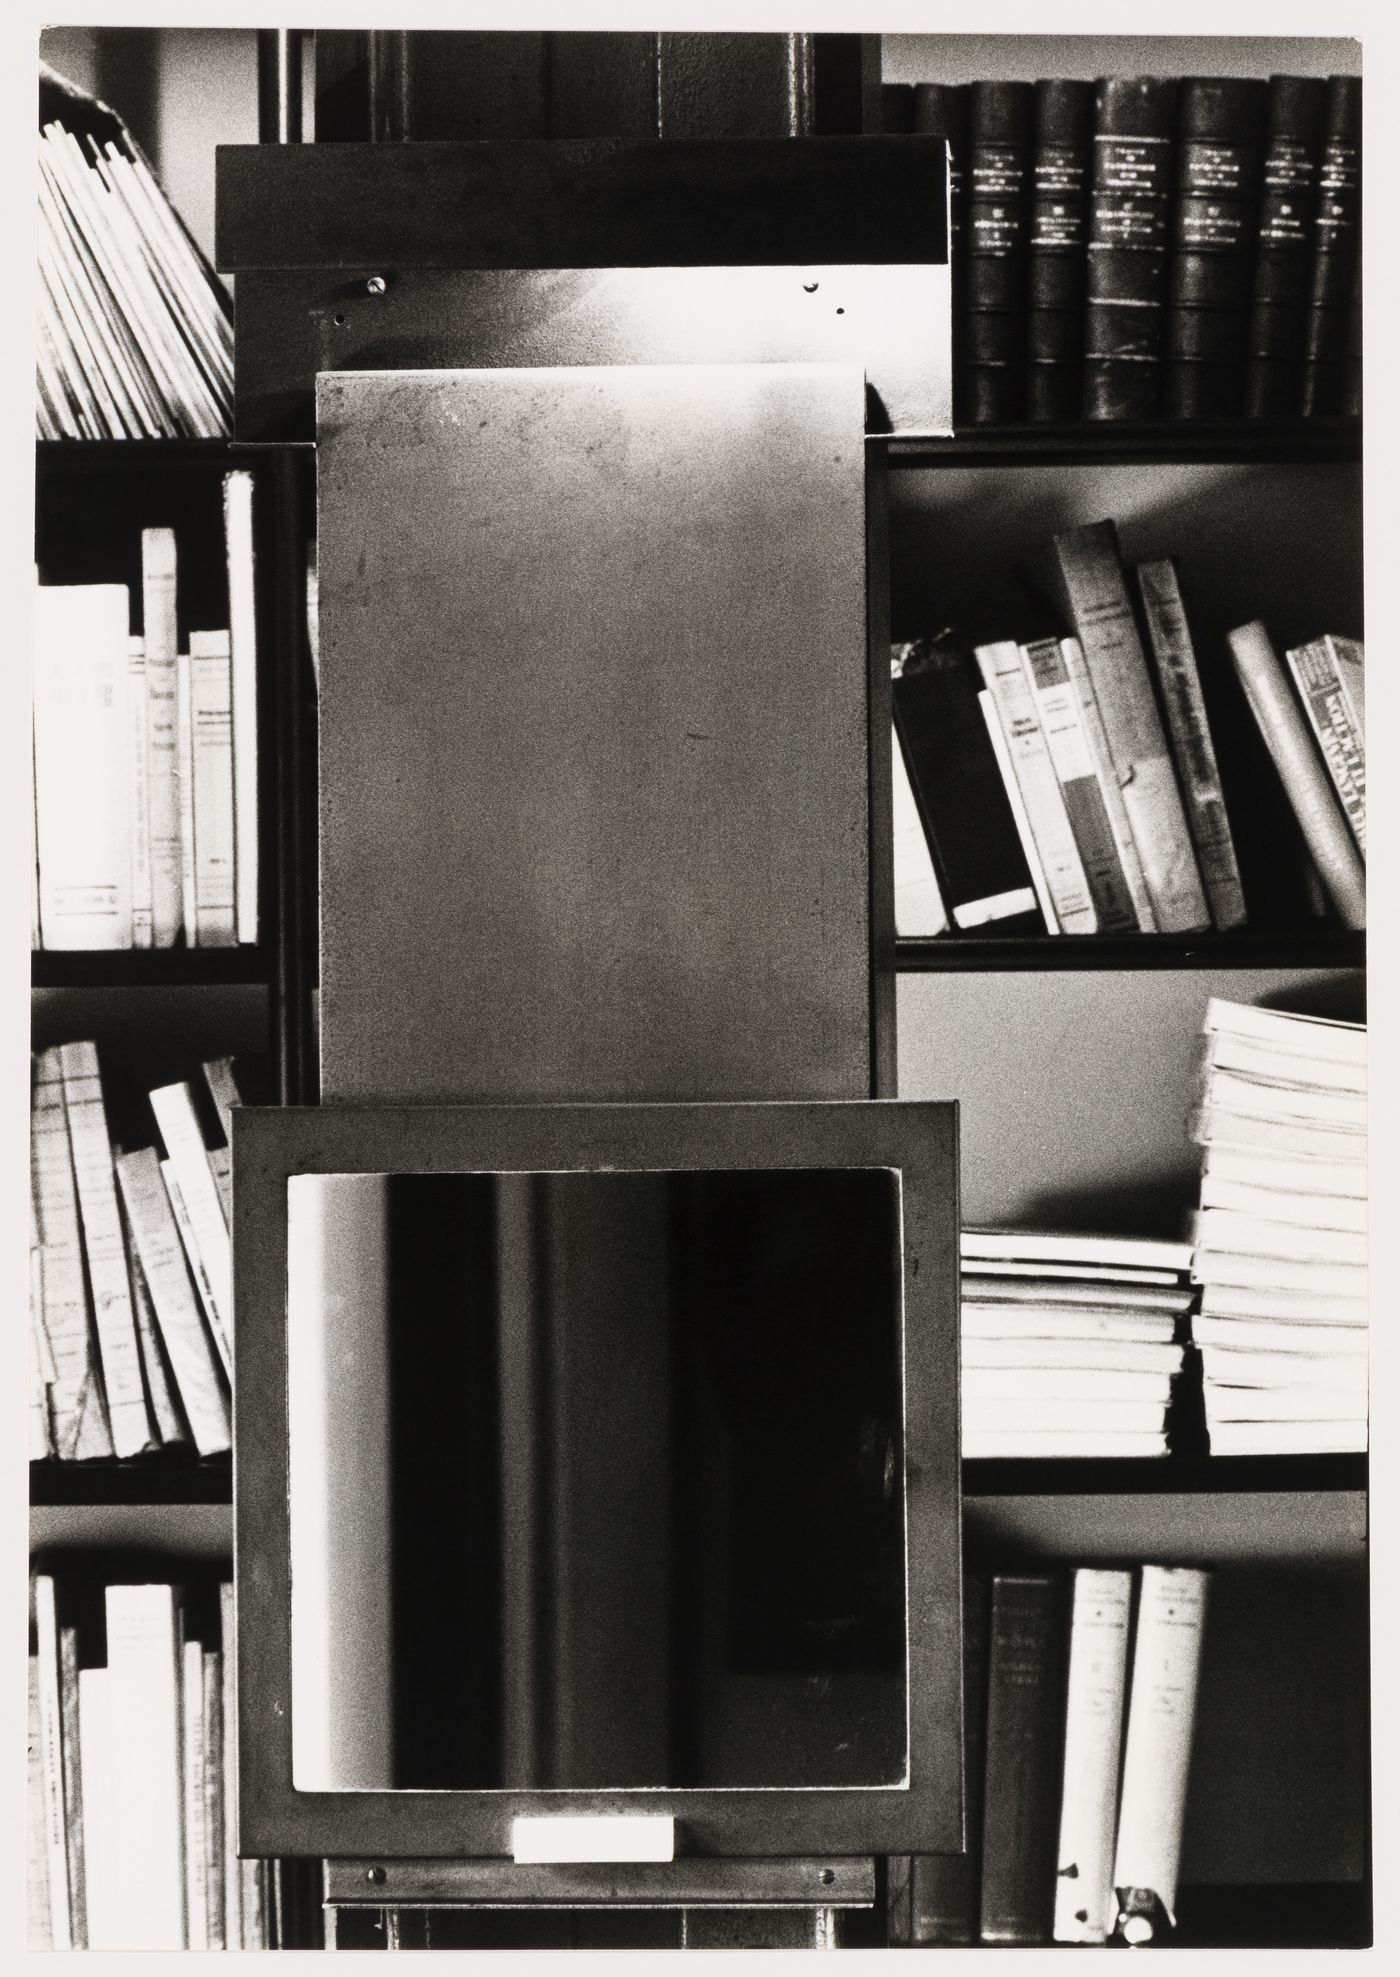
[961,1230,1193,1458]
[1189,997,1367,1455]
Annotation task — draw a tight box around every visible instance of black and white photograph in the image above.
[16,2,1386,1962]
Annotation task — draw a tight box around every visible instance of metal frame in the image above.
[232,1098,961,1862]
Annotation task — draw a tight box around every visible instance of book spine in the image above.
[58,1040,155,1459]
[183,1639,208,1949]
[121,1195,187,1447]
[126,635,153,948]
[33,582,133,950]
[1285,640,1366,853]
[201,1055,244,1146]
[1112,1567,1210,1941]
[911,1575,989,1942]
[59,1624,88,1948]
[142,528,183,947]
[1245,75,1329,418]
[116,1146,231,1456]
[102,1585,186,1949]
[27,1656,53,1948]
[31,1050,113,1461]
[890,722,950,936]
[1301,76,1361,417]
[1193,1205,1365,1267]
[915,85,971,426]
[1059,637,1156,930]
[189,631,238,947]
[34,1575,73,1948]
[1136,559,1247,928]
[224,468,259,946]
[1327,633,1366,739]
[1020,637,1137,931]
[1054,1568,1133,1943]
[979,691,1058,932]
[1025,79,1094,423]
[979,1573,1067,1942]
[176,650,197,943]
[221,1582,242,1949]
[975,642,1097,932]
[1226,621,1365,928]
[1045,523,1210,930]
[965,81,1035,424]
[1084,78,1179,419]
[204,1651,226,1949]
[150,1083,233,1371]
[1163,79,1268,419]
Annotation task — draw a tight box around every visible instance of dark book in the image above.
[1163,78,1268,419]
[978,1573,1067,1945]
[964,81,1035,424]
[914,85,972,425]
[1301,76,1361,417]
[1244,76,1329,418]
[1083,77,1179,419]
[908,1574,990,1943]
[891,635,1044,935]
[880,81,916,133]
[1025,80,1095,424]
[1342,251,1362,417]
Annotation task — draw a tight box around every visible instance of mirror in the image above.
[287,1168,908,1795]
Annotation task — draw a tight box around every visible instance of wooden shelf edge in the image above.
[962,1453,1367,1498]
[878,418,1361,467]
[896,930,1365,973]
[29,1458,233,1506]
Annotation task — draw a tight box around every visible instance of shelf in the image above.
[896,928,1365,973]
[30,1458,233,1507]
[963,1454,1367,1499]
[879,418,1361,468]
[32,948,269,989]
[1173,1881,1369,1950]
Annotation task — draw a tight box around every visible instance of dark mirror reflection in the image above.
[288,1168,907,1794]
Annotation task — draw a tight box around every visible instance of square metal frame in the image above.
[232,1098,961,1860]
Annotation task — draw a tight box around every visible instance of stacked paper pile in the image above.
[961,1231,1193,1458]
[1189,997,1367,1454]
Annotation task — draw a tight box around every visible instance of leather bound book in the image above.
[1083,77,1179,419]
[1301,75,1361,416]
[1025,79,1094,423]
[1163,78,1268,419]
[979,1574,1068,1945]
[965,80,1034,423]
[914,84,973,424]
[1244,76,1328,417]
[1342,251,1361,417]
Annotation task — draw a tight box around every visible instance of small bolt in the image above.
[366,275,388,296]
[819,1868,836,1886]
[802,280,819,294]
[365,1866,386,1885]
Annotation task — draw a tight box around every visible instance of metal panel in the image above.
[323,1856,875,1909]
[317,364,875,1104]
[232,1098,962,1861]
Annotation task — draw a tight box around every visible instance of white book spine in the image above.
[1194,1314,1368,1354]
[34,1576,72,1948]
[1022,637,1138,934]
[964,1399,1166,1434]
[177,649,197,943]
[1193,1206,1366,1269]
[1112,1567,1210,1935]
[1204,1384,1365,1423]
[1055,1569,1133,1943]
[963,1430,1167,1459]
[1206,1419,1367,1454]
[1199,1173,1366,1234]
[1191,1249,1367,1298]
[123,1213,189,1448]
[28,1657,53,1948]
[59,1625,88,1948]
[183,1639,208,1949]
[204,1650,226,1948]
[975,641,1097,932]
[220,1583,241,1949]
[103,1585,186,1949]
[76,1670,116,1947]
[208,1142,233,1227]
[124,635,154,947]
[964,1338,1185,1374]
[151,1084,233,1371]
[1203,1144,1367,1201]
[1060,635,1157,931]
[161,1158,230,1382]
[117,1148,230,1456]
[1201,995,1366,1064]
[1200,1346,1367,1391]
[1204,1027,1366,1093]
[31,1051,113,1460]
[58,1042,154,1459]
[142,528,183,946]
[189,631,237,947]
[34,581,133,949]
[890,722,949,936]
[979,688,1058,932]
[224,470,259,945]
[1202,1065,1366,1132]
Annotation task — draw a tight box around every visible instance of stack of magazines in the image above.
[1189,997,1368,1454]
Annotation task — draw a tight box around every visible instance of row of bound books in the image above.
[1189,997,1367,1455]
[891,519,1365,941]
[33,488,259,950]
[893,1564,1209,1946]
[37,66,233,440]
[28,1574,269,1949]
[883,72,1360,425]
[29,1043,250,1465]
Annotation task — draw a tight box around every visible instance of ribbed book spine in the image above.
[979,1574,1067,1944]
[1163,78,1268,419]
[965,81,1035,424]
[1084,78,1179,419]
[1244,76,1329,418]
[915,85,971,427]
[1025,80,1094,422]
[1136,558,1247,929]
[1301,76,1361,417]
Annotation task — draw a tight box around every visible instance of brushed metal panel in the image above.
[317,364,873,1104]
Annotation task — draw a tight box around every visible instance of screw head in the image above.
[366,275,388,296]
[365,1865,386,1885]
